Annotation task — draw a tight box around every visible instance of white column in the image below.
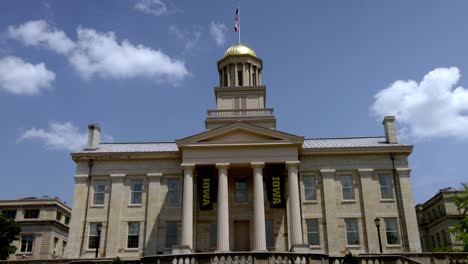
[234,64,238,87]
[227,65,231,87]
[181,164,194,251]
[287,161,303,246]
[252,162,267,251]
[216,163,230,251]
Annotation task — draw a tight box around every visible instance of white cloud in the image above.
[8,20,189,82]
[169,25,201,54]
[209,22,228,47]
[134,0,168,16]
[0,56,55,95]
[8,20,75,54]
[18,121,113,152]
[371,67,468,139]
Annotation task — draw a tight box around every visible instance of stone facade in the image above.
[416,189,465,251]
[0,197,71,260]
[66,44,422,260]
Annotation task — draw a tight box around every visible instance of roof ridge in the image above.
[100,141,176,145]
[304,136,385,140]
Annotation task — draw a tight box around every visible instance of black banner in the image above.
[266,164,286,208]
[196,166,216,210]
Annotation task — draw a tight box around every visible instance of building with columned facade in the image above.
[66,44,422,260]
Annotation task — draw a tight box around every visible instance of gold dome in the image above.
[224,44,257,57]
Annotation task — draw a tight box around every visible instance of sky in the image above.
[0,0,467,206]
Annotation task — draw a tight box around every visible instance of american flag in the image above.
[234,8,239,32]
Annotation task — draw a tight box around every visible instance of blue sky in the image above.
[0,0,467,206]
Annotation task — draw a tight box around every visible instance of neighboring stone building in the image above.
[0,197,71,260]
[66,44,422,260]
[416,188,465,251]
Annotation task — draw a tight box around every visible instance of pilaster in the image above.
[320,169,337,254]
[144,173,162,255]
[66,174,89,258]
[105,173,125,257]
[357,168,376,253]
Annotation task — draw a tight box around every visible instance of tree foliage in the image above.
[452,182,468,252]
[0,214,21,260]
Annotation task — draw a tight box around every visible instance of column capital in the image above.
[110,173,126,181]
[251,162,265,168]
[147,172,162,181]
[74,174,88,183]
[216,163,230,169]
[396,168,411,176]
[285,161,300,168]
[181,163,195,170]
[320,169,336,176]
[357,168,374,177]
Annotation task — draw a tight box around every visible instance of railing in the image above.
[207,109,274,118]
[142,252,327,264]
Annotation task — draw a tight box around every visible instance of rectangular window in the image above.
[304,175,317,201]
[233,96,247,110]
[341,176,354,200]
[306,219,320,246]
[1,210,16,219]
[24,209,40,219]
[384,218,400,245]
[167,178,180,205]
[88,223,100,249]
[53,237,59,253]
[235,179,248,203]
[56,211,62,221]
[127,222,140,248]
[166,222,178,248]
[379,175,394,199]
[65,216,70,225]
[265,219,274,248]
[20,235,34,253]
[209,222,217,249]
[345,218,359,245]
[130,180,143,205]
[93,182,106,205]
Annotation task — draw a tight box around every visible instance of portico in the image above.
[176,122,305,252]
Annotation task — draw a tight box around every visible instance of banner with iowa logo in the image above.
[265,164,286,208]
[196,166,217,210]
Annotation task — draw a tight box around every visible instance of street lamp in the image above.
[374,218,383,253]
[95,223,103,258]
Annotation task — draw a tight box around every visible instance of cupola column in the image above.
[216,163,230,252]
[234,64,238,87]
[227,65,231,87]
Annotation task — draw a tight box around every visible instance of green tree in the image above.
[452,182,468,252]
[0,214,21,260]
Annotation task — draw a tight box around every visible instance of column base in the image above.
[290,244,310,253]
[172,245,193,254]
[215,250,231,253]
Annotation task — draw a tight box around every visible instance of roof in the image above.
[76,136,410,154]
[224,44,257,57]
[303,136,410,148]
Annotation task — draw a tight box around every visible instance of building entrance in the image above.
[233,220,250,251]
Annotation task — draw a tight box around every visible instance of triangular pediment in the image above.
[176,122,304,148]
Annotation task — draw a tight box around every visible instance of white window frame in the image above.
[344,218,359,246]
[303,175,317,201]
[235,178,248,203]
[88,223,100,249]
[378,175,394,200]
[306,219,320,246]
[165,221,179,249]
[20,234,34,253]
[384,218,400,245]
[167,178,181,206]
[127,222,140,249]
[130,179,144,205]
[93,181,106,206]
[341,175,355,201]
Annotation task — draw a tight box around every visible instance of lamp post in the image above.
[95,223,102,258]
[374,218,383,253]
